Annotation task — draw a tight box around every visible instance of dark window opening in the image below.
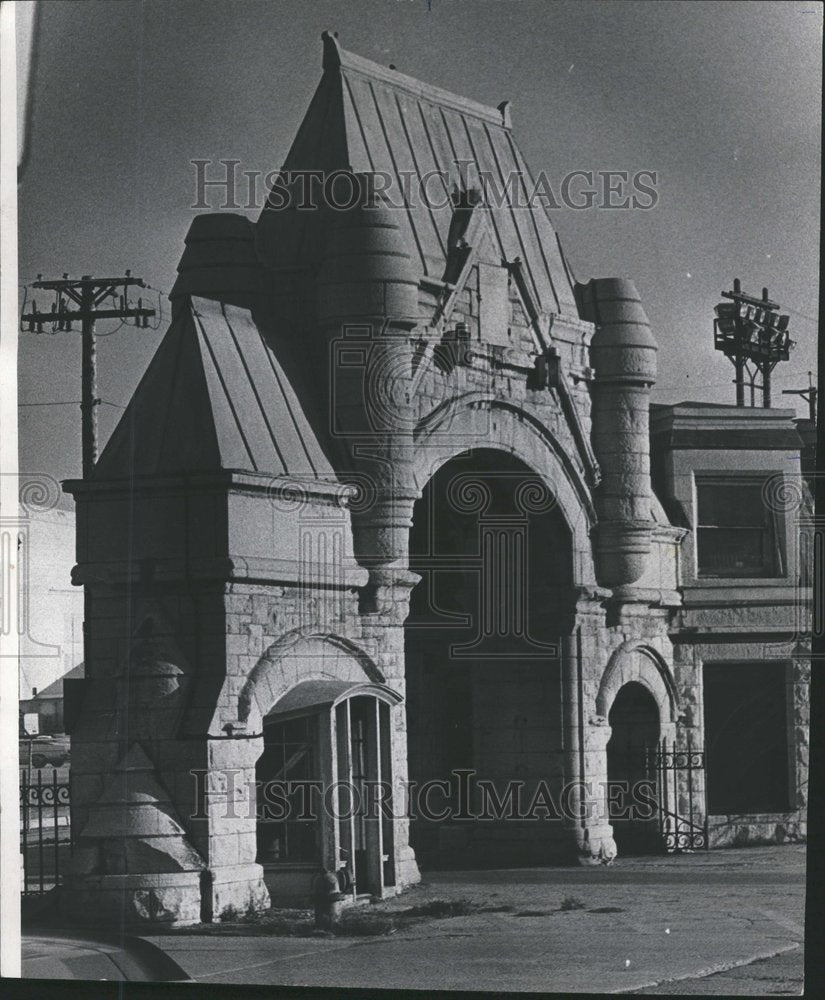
[703,662,791,814]
[257,714,319,864]
[695,479,779,578]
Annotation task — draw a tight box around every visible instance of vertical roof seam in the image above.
[190,305,258,472]
[393,90,446,261]
[219,304,290,475]
[253,320,322,476]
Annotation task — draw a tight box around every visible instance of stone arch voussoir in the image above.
[597,642,679,724]
[412,395,596,583]
[235,628,384,732]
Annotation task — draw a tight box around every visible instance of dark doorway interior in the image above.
[405,449,572,867]
[607,682,661,855]
[256,714,319,865]
[703,662,791,815]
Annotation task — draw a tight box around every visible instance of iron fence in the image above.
[20,769,71,894]
[647,739,709,852]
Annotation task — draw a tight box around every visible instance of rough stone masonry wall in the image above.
[202,571,422,910]
[579,602,679,848]
[69,582,221,843]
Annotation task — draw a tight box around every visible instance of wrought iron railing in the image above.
[20,769,71,895]
[647,739,709,852]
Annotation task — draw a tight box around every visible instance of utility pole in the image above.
[21,273,156,477]
[782,372,818,423]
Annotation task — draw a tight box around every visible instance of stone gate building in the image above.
[61,33,810,926]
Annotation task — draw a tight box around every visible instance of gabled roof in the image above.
[28,663,84,702]
[94,297,337,481]
[257,32,578,317]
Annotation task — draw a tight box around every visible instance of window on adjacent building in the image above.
[703,662,791,815]
[695,478,780,577]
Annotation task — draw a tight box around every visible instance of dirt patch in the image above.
[151,897,514,939]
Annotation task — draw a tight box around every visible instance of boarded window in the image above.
[695,479,779,577]
[703,662,791,814]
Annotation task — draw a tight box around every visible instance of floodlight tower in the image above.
[713,278,794,407]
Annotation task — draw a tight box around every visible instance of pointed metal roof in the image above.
[257,32,578,316]
[94,297,338,481]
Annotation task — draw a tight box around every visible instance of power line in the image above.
[18,399,125,409]
[654,369,816,392]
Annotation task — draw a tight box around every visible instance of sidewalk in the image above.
[136,845,806,993]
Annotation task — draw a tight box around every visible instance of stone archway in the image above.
[201,632,411,914]
[236,630,385,733]
[606,682,661,855]
[596,643,679,725]
[404,447,575,867]
[412,395,597,588]
[594,643,679,858]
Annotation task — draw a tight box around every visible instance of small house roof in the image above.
[29,663,85,702]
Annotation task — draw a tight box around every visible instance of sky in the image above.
[16,0,822,489]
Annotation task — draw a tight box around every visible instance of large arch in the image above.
[404,445,575,867]
[596,642,679,724]
[413,394,596,586]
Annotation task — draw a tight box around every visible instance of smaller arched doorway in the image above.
[607,683,661,855]
[256,680,401,903]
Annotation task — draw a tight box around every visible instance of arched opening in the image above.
[255,680,400,904]
[405,448,573,867]
[606,682,661,855]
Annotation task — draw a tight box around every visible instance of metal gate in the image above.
[20,770,72,894]
[647,739,709,852]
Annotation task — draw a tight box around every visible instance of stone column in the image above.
[351,486,422,890]
[346,355,422,889]
[559,591,616,864]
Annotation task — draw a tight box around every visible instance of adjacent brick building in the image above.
[61,33,810,926]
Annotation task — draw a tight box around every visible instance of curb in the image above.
[613,942,803,994]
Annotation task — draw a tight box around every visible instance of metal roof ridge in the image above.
[321,30,509,129]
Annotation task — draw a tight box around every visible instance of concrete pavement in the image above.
[137,845,806,993]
